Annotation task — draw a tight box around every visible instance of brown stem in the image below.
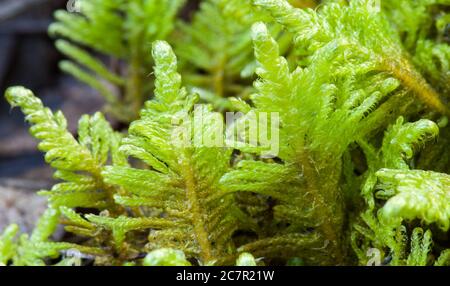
[127,56,144,119]
[91,167,124,216]
[125,29,146,121]
[213,56,226,98]
[383,59,449,116]
[296,150,345,265]
[180,153,213,263]
[289,0,317,9]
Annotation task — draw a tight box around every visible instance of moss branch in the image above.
[382,59,450,116]
[180,153,214,263]
[295,150,345,265]
[125,32,146,120]
[212,51,227,98]
[289,0,317,9]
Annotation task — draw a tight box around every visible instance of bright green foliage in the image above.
[143,248,191,266]
[352,116,448,266]
[236,252,258,266]
[220,20,408,265]
[175,0,257,104]
[49,0,185,122]
[377,118,440,170]
[435,249,450,266]
[1,42,242,265]
[94,41,243,265]
[382,0,450,96]
[174,0,303,106]
[376,169,450,230]
[0,208,105,266]
[49,0,314,118]
[254,0,449,116]
[0,224,18,265]
[417,118,450,174]
[3,86,129,264]
[5,87,125,211]
[1,0,449,266]
[407,228,433,266]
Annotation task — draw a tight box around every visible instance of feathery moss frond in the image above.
[352,116,445,265]
[174,0,302,107]
[221,19,410,265]
[5,87,125,211]
[359,117,440,205]
[254,0,449,116]
[174,0,319,105]
[50,0,185,121]
[1,0,449,267]
[99,41,242,265]
[435,249,450,266]
[376,169,450,230]
[417,119,450,174]
[379,117,440,170]
[382,0,450,96]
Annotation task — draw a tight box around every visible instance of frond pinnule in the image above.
[0,224,19,265]
[380,117,440,169]
[406,228,432,266]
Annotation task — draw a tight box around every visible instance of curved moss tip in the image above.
[54,39,68,50]
[152,41,175,61]
[1,223,19,237]
[236,252,257,266]
[143,248,191,266]
[251,22,269,41]
[4,86,33,107]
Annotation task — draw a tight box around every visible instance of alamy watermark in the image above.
[60,249,97,266]
[366,248,382,266]
[367,0,381,13]
[67,0,82,13]
[171,105,280,158]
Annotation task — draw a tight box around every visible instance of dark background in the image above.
[0,0,82,181]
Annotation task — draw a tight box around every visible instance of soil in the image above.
[0,178,50,234]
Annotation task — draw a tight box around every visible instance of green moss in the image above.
[0,0,449,266]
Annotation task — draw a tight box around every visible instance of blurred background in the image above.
[0,0,93,234]
[0,0,98,182]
